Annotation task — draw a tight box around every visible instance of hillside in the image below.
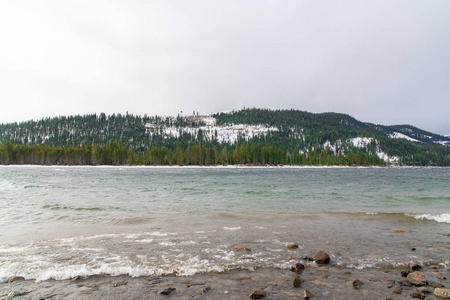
[0,108,449,166]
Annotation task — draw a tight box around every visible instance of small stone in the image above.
[429,281,445,288]
[160,287,176,295]
[392,286,402,294]
[386,280,395,288]
[287,256,295,261]
[430,265,439,270]
[250,289,266,299]
[410,263,422,271]
[299,289,314,299]
[302,256,314,261]
[291,262,305,273]
[399,279,412,287]
[434,287,450,299]
[392,229,411,233]
[293,275,302,288]
[313,250,330,264]
[401,270,411,277]
[417,287,432,294]
[424,297,433,300]
[352,279,364,290]
[368,273,378,282]
[411,291,425,299]
[407,271,427,286]
[285,243,299,249]
[202,286,211,293]
[7,276,25,283]
[436,272,447,280]
[112,280,127,287]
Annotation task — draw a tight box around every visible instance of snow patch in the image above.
[389,132,420,142]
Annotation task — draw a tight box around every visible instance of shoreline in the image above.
[1,263,448,299]
[1,164,447,169]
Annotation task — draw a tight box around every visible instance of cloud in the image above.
[0,0,449,134]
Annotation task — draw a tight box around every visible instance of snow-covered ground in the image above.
[145,114,401,164]
[145,114,278,144]
[388,132,420,142]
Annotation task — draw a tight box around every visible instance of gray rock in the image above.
[313,250,330,264]
[399,279,412,286]
[407,271,427,286]
[411,291,425,299]
[417,286,432,294]
[160,287,176,295]
[386,280,395,288]
[429,281,445,288]
[436,272,447,280]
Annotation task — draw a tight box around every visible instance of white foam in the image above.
[223,226,241,231]
[407,213,450,223]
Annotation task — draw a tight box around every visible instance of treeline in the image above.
[0,141,385,166]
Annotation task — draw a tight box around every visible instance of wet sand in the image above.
[1,262,448,299]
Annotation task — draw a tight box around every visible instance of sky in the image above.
[1,1,449,135]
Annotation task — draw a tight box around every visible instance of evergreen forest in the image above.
[1,108,449,166]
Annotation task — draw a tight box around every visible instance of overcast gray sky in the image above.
[1,1,449,134]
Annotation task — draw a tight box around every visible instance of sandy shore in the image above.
[1,262,448,300]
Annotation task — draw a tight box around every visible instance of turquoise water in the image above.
[0,166,449,282]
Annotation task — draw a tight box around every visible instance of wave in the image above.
[406,213,450,223]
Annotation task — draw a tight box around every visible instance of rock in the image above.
[285,243,299,249]
[287,256,295,261]
[430,265,439,270]
[417,287,433,294]
[407,271,427,286]
[436,272,447,280]
[291,262,305,273]
[7,276,25,283]
[392,286,402,294]
[299,289,314,299]
[411,291,425,299]
[392,229,411,233]
[434,287,450,299]
[352,279,364,290]
[386,280,395,288]
[424,297,433,300]
[250,289,266,299]
[313,250,330,264]
[368,273,378,282]
[399,279,412,286]
[112,280,127,287]
[429,281,445,288]
[160,287,176,295]
[302,256,314,261]
[293,275,302,288]
[401,270,411,277]
[410,263,422,271]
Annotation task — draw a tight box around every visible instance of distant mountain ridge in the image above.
[0,108,449,166]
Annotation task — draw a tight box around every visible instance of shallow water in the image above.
[0,166,449,283]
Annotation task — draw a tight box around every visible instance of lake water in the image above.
[0,166,449,283]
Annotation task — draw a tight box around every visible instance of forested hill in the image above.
[0,108,449,166]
